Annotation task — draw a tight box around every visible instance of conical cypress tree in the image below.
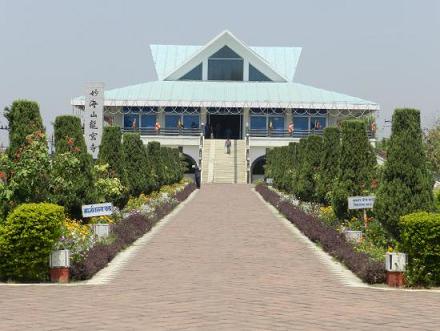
[5,100,45,158]
[98,127,127,185]
[374,108,433,238]
[317,127,340,203]
[172,149,184,182]
[54,116,85,153]
[147,141,165,189]
[53,115,95,213]
[283,142,298,194]
[123,133,152,196]
[332,120,376,218]
[295,135,323,202]
[160,147,174,185]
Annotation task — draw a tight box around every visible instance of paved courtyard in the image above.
[1,184,440,330]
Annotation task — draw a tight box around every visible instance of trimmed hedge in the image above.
[0,203,65,282]
[399,212,440,286]
[70,183,196,280]
[256,184,385,284]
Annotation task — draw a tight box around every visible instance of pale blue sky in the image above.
[0,0,439,143]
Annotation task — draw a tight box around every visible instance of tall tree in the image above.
[295,135,323,202]
[53,115,95,213]
[375,108,434,238]
[424,123,440,178]
[5,100,44,158]
[123,133,153,196]
[317,127,340,203]
[332,120,376,218]
[147,141,164,189]
[98,126,127,185]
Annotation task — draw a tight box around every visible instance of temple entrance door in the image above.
[206,114,242,139]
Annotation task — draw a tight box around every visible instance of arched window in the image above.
[208,46,243,81]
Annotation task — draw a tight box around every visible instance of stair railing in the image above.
[198,130,204,168]
[245,132,251,183]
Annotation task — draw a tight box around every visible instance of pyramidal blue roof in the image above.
[150,44,302,82]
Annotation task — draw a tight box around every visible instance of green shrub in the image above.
[147,141,164,189]
[0,203,64,281]
[316,127,340,203]
[332,120,376,218]
[49,151,86,213]
[98,126,127,185]
[172,149,184,182]
[123,133,154,196]
[375,109,434,238]
[53,115,95,214]
[0,132,50,209]
[280,143,298,193]
[93,163,125,204]
[434,189,440,212]
[399,212,440,286]
[264,143,298,193]
[295,135,322,202]
[4,100,44,158]
[54,115,87,154]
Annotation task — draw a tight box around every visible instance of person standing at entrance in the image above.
[193,164,201,189]
[225,138,231,154]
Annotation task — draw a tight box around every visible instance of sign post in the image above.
[84,82,104,159]
[348,196,375,228]
[81,202,113,218]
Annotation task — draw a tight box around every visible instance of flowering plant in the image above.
[93,163,125,203]
[54,218,96,263]
[89,215,114,224]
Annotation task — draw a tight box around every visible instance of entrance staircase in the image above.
[201,139,247,184]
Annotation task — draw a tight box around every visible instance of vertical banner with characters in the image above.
[84,82,104,159]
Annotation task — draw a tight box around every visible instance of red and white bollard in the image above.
[385,252,407,287]
[49,249,70,283]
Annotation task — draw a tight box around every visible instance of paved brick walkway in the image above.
[1,184,440,330]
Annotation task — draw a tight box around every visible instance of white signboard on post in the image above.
[348,196,375,210]
[82,203,113,218]
[84,82,104,159]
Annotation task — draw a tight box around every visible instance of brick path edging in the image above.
[0,183,198,287]
[254,185,440,293]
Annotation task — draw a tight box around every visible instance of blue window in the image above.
[179,63,202,80]
[250,116,267,130]
[269,116,284,130]
[293,117,309,132]
[183,115,199,129]
[165,115,180,128]
[249,64,271,82]
[208,46,243,81]
[311,117,326,130]
[124,114,139,129]
[141,114,156,128]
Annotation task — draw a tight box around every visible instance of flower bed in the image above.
[70,182,196,280]
[256,183,385,284]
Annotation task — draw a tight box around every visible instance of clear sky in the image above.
[0,0,439,144]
